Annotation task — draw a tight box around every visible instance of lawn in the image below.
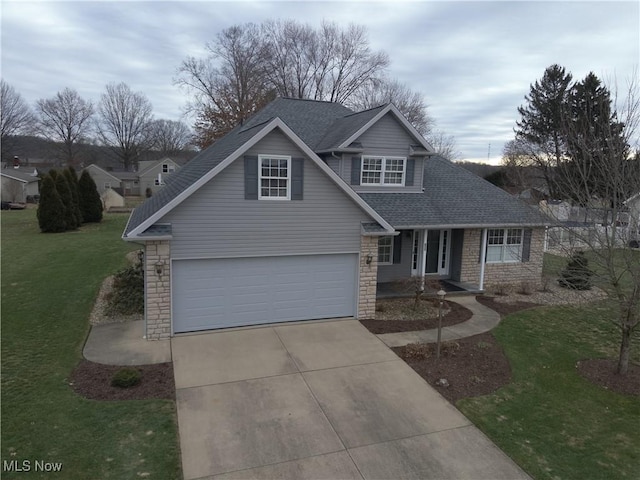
[458,299,640,480]
[1,209,181,479]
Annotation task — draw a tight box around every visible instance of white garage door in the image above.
[172,254,358,333]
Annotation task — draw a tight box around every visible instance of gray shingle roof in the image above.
[138,224,172,237]
[359,156,551,228]
[0,169,39,183]
[315,105,387,151]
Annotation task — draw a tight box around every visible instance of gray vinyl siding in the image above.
[139,161,179,195]
[338,113,425,193]
[377,230,414,283]
[161,129,373,259]
[449,229,464,281]
[85,166,120,195]
[325,156,341,176]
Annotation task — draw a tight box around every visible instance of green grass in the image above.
[458,302,640,480]
[1,209,181,479]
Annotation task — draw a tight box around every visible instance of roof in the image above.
[124,112,394,238]
[315,105,387,151]
[0,169,39,183]
[359,156,551,228]
[84,164,122,183]
[138,157,181,176]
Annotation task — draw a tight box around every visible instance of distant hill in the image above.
[2,136,198,171]
[454,161,502,179]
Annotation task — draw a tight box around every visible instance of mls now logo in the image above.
[3,459,63,472]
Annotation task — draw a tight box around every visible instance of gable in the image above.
[159,129,378,258]
[354,112,418,157]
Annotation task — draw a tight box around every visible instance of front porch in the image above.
[376,279,482,299]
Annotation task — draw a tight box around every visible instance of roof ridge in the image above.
[278,97,348,106]
[343,103,388,118]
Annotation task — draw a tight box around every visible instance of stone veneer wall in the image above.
[459,228,545,289]
[144,240,171,340]
[358,235,378,319]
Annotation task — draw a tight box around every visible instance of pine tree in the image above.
[37,175,66,233]
[63,167,82,227]
[78,170,103,223]
[54,173,76,230]
[515,64,573,198]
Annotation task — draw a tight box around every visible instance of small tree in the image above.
[37,175,66,233]
[54,173,77,230]
[63,167,82,227]
[78,170,103,223]
[558,251,593,290]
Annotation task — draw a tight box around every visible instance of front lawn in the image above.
[458,301,640,480]
[1,209,181,479]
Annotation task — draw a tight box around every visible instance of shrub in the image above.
[55,173,77,230]
[517,281,534,295]
[111,368,141,388]
[37,175,66,233]
[440,341,460,357]
[64,167,83,228]
[558,251,593,290]
[105,257,144,316]
[493,283,512,296]
[78,170,103,223]
[403,343,432,360]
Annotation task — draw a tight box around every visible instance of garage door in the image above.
[172,254,358,333]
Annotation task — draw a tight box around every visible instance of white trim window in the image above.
[259,155,291,200]
[378,236,393,264]
[361,156,406,186]
[486,228,523,263]
[104,182,111,189]
[162,163,175,173]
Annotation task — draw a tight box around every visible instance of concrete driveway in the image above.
[172,319,529,480]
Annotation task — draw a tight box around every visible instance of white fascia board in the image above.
[338,104,435,153]
[127,117,395,238]
[395,222,551,229]
[124,235,173,242]
[85,164,122,183]
[624,192,640,205]
[0,173,28,183]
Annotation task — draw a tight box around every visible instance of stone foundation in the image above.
[358,236,378,319]
[144,240,171,340]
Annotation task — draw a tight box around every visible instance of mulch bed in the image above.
[475,295,541,316]
[70,360,175,401]
[359,300,473,334]
[393,332,511,402]
[576,358,640,397]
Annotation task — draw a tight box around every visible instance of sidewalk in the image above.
[377,295,501,348]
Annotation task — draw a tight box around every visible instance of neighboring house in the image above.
[85,158,181,197]
[0,168,40,202]
[101,188,125,210]
[623,192,640,247]
[83,164,123,195]
[137,157,181,195]
[123,98,549,340]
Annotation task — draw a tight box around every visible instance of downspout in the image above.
[479,228,487,291]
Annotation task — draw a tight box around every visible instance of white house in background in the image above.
[0,167,40,202]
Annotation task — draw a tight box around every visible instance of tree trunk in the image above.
[617,325,631,375]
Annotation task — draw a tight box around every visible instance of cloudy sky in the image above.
[2,0,638,164]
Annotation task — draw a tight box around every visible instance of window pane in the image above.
[505,245,522,262]
[507,229,522,244]
[488,229,504,245]
[378,236,392,263]
[486,245,503,262]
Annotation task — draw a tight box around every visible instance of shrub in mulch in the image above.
[70,360,175,401]
[576,358,640,397]
[360,300,473,334]
[393,332,512,402]
[111,367,142,388]
[105,256,144,316]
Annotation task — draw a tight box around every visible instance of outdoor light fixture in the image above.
[436,289,447,359]
[366,254,373,265]
[155,260,164,276]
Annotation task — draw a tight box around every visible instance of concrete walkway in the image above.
[377,295,501,348]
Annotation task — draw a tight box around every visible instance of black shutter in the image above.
[291,158,304,200]
[351,157,361,185]
[405,158,415,186]
[244,156,258,200]
[393,234,402,264]
[522,229,532,262]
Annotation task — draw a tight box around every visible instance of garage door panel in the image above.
[172,254,357,333]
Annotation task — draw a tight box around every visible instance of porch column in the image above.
[479,228,487,290]
[144,240,171,340]
[358,235,378,319]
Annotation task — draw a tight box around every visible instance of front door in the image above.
[424,229,450,276]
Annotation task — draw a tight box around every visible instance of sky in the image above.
[1,0,638,164]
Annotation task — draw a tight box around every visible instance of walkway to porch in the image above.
[376,280,482,299]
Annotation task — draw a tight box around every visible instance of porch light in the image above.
[155,260,164,276]
[366,254,373,265]
[436,289,447,360]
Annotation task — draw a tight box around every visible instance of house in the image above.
[123,98,549,340]
[84,157,181,197]
[623,192,640,247]
[0,167,40,202]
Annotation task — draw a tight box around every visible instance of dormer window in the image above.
[361,156,406,186]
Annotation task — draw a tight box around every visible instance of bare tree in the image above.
[97,82,154,171]
[148,119,193,155]
[348,78,434,136]
[427,129,460,161]
[1,80,35,160]
[550,74,640,375]
[35,88,94,165]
